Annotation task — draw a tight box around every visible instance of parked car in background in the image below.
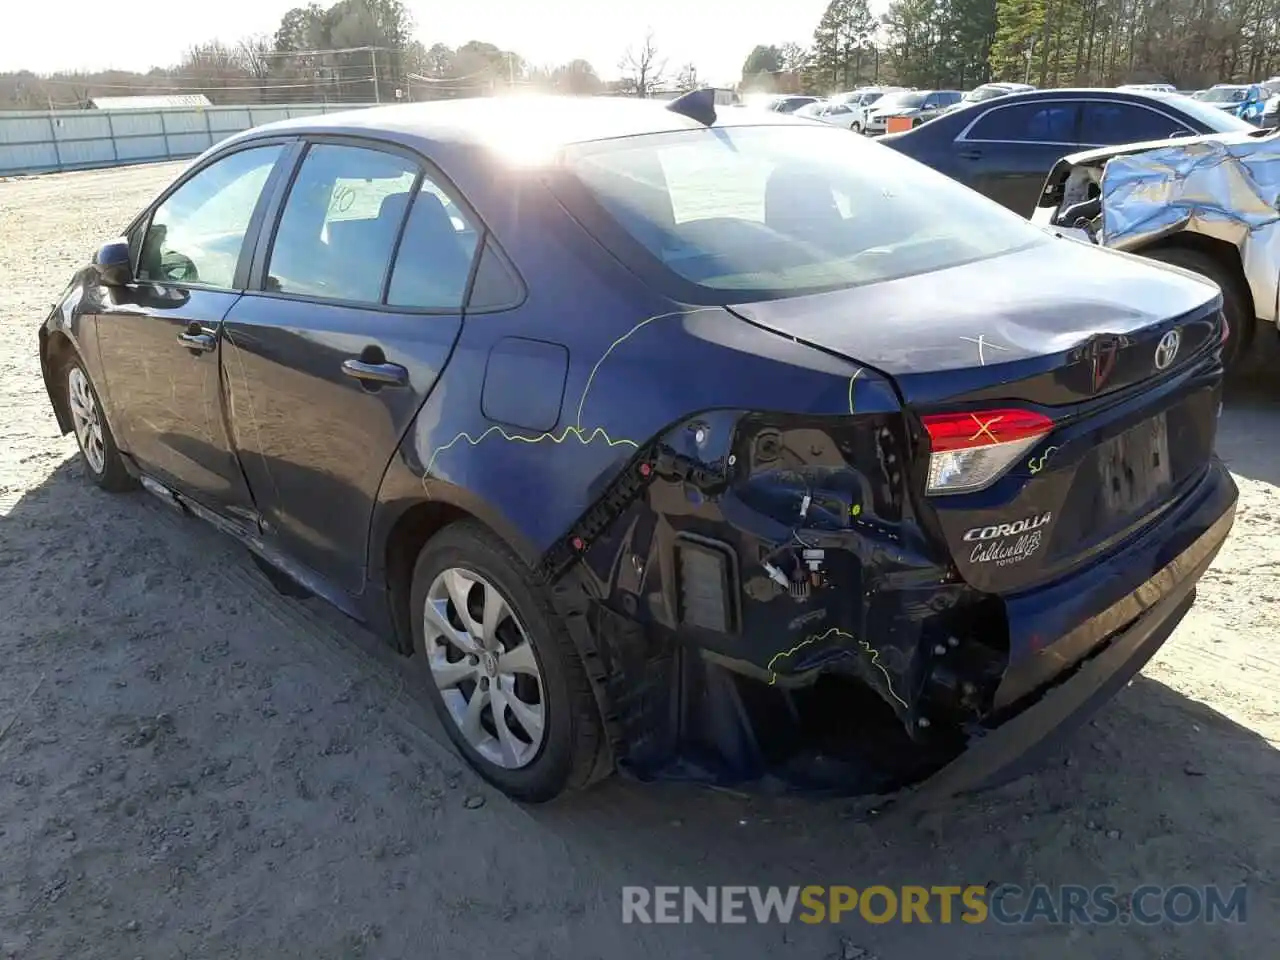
[39,91,1238,805]
[817,87,908,132]
[1197,83,1267,123]
[864,89,963,134]
[1261,94,1280,128]
[791,99,829,120]
[880,88,1256,214]
[1033,128,1280,371]
[1119,83,1176,93]
[763,95,825,114]
[942,82,1036,115]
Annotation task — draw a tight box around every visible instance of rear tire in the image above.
[851,121,863,134]
[409,521,606,802]
[1142,246,1255,373]
[63,357,134,492]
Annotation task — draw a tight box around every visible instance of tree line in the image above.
[0,0,688,109]
[744,0,1280,94]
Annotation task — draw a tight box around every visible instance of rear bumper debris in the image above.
[892,483,1235,814]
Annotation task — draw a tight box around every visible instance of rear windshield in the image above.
[1149,93,1255,131]
[558,124,1045,300]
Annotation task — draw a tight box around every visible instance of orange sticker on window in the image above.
[886,116,914,134]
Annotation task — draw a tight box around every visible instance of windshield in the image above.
[1203,86,1247,103]
[559,125,1045,300]
[859,91,885,106]
[877,91,927,109]
[1149,93,1255,131]
[794,102,827,118]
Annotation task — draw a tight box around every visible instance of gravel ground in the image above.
[0,161,1277,959]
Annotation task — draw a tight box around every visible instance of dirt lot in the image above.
[1,162,1277,959]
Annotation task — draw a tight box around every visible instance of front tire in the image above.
[64,358,134,492]
[409,521,606,802]
[1142,246,1255,373]
[851,121,863,134]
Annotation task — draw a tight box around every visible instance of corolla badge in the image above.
[1154,329,1181,370]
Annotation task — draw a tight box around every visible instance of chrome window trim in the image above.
[956,96,1194,146]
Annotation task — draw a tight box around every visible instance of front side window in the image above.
[137,145,283,288]
[968,102,1078,142]
[266,143,418,303]
[559,124,1045,299]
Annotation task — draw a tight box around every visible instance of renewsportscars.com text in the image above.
[621,884,1247,925]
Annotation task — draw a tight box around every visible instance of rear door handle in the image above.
[959,148,983,160]
[342,359,409,387]
[177,330,217,352]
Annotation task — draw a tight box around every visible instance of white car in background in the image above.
[807,87,907,133]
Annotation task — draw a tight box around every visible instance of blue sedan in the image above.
[40,92,1236,803]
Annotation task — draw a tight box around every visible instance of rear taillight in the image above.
[922,409,1054,495]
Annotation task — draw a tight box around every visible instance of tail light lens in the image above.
[922,409,1054,495]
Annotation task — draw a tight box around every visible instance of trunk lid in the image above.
[728,237,1225,594]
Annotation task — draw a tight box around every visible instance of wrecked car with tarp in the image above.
[1033,127,1280,373]
[40,91,1237,808]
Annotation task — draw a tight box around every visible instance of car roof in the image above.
[232,94,808,160]
[965,87,1186,104]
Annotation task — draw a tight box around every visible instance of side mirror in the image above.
[92,239,132,287]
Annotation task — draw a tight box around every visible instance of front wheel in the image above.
[851,121,863,134]
[65,359,134,491]
[409,521,606,802]
[1142,246,1255,373]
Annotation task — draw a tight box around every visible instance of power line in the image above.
[34,75,379,92]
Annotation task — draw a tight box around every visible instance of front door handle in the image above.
[342,358,409,387]
[177,329,216,352]
[958,148,983,160]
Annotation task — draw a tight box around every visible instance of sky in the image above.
[0,0,842,87]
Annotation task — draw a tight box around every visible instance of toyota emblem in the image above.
[1154,329,1181,370]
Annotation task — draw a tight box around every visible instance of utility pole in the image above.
[371,47,380,103]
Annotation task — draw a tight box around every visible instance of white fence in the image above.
[0,102,378,177]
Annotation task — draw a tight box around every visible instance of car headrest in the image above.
[764,167,842,235]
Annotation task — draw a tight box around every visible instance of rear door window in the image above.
[1080,102,1193,144]
[966,102,1079,143]
[265,143,418,303]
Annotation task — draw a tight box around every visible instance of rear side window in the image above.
[1080,103,1192,144]
[266,143,417,303]
[968,102,1078,142]
[559,124,1045,299]
[385,178,480,310]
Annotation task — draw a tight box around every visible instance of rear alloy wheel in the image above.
[65,360,133,492]
[409,521,605,802]
[425,568,547,770]
[1142,246,1255,374]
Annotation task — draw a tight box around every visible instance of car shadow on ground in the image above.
[1221,369,1280,487]
[0,455,1276,957]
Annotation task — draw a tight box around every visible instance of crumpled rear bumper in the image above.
[891,489,1235,815]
